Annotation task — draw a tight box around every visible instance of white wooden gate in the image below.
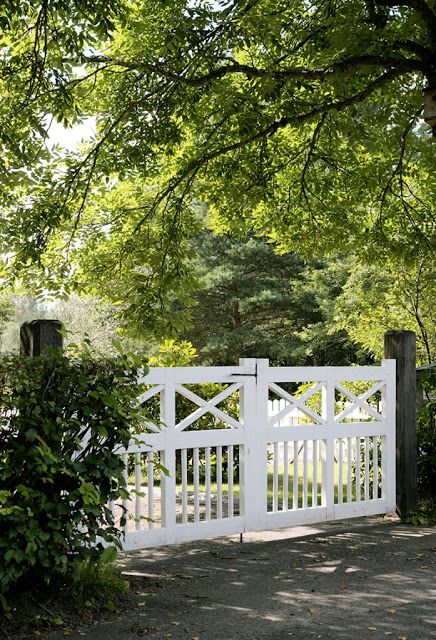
[115,359,396,550]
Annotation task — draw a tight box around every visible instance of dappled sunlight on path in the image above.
[47,517,436,640]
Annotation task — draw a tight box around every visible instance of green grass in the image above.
[127,460,373,508]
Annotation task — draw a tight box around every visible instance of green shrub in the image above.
[417,369,436,499]
[0,343,147,608]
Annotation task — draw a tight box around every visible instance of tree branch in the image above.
[135,68,401,230]
[83,53,426,86]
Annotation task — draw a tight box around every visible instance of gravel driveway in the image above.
[47,515,436,640]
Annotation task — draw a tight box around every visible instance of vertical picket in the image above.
[122,453,129,534]
[338,439,343,505]
[283,441,289,511]
[347,437,352,503]
[134,452,142,530]
[147,451,154,529]
[355,436,361,502]
[216,445,223,519]
[312,439,318,507]
[228,445,234,517]
[205,446,211,520]
[302,441,308,509]
[273,442,279,512]
[193,448,200,522]
[373,437,379,499]
[181,448,188,524]
[293,440,299,509]
[322,376,335,517]
[364,436,370,501]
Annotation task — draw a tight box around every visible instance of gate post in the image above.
[20,319,64,355]
[384,330,418,517]
[239,358,267,532]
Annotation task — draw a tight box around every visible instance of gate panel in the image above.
[261,360,396,531]
[113,359,395,550]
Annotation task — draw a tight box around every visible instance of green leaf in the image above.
[104,600,116,612]
[100,546,117,564]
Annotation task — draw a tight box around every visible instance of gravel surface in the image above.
[46,516,436,640]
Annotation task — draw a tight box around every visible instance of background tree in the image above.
[183,233,367,365]
[336,258,436,364]
[0,1,434,334]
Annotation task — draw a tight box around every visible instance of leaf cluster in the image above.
[417,368,436,499]
[0,0,435,328]
[0,344,148,608]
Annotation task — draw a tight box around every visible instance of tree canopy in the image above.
[0,0,435,335]
[184,233,365,365]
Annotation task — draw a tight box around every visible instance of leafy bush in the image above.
[0,343,147,608]
[417,369,436,499]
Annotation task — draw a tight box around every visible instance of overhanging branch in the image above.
[83,53,426,86]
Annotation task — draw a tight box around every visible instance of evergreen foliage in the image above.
[184,234,365,365]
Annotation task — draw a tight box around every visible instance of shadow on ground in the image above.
[48,517,436,639]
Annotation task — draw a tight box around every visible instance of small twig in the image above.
[0,625,11,639]
[29,594,56,618]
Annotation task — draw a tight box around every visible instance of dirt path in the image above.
[47,516,436,640]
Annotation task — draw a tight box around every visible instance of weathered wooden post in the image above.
[20,319,64,356]
[384,330,418,517]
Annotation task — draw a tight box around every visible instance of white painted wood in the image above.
[265,422,388,443]
[273,442,279,512]
[324,377,335,519]
[382,359,396,512]
[134,452,141,531]
[241,358,267,531]
[333,498,388,519]
[335,380,384,423]
[312,439,318,507]
[355,436,361,502]
[138,365,255,384]
[283,441,289,511]
[228,445,234,517]
[160,381,176,544]
[266,365,390,382]
[266,506,327,529]
[216,445,223,519]
[364,436,370,500]
[338,438,343,505]
[137,384,164,404]
[205,446,211,520]
[122,453,129,534]
[303,441,308,509]
[347,437,352,503]
[175,383,243,431]
[115,358,396,550]
[193,448,200,523]
[181,448,188,524]
[293,440,299,510]
[174,516,244,543]
[373,436,379,499]
[268,382,324,426]
[147,451,154,529]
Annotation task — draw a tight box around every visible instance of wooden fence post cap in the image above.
[20,319,64,356]
[384,329,415,337]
